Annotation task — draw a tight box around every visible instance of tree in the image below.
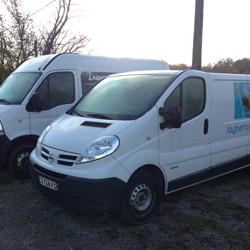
[233,58,250,74]
[201,58,250,74]
[169,64,189,70]
[201,63,212,72]
[0,0,88,82]
[36,0,88,56]
[171,58,250,74]
[211,58,235,73]
[0,0,35,81]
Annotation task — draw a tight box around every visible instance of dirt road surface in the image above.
[0,167,249,249]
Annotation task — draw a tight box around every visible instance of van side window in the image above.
[164,77,205,122]
[36,72,75,110]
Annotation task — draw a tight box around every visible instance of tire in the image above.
[119,170,162,225]
[7,142,35,179]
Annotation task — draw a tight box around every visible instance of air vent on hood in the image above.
[81,121,112,128]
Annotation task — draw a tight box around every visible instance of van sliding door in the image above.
[210,79,250,176]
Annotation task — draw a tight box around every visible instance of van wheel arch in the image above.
[6,135,39,179]
[136,165,166,195]
[119,165,165,225]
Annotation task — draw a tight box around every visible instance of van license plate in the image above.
[39,176,58,191]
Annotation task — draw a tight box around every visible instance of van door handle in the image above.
[204,118,209,134]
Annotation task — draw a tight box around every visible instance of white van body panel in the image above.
[15,55,56,72]
[0,105,14,116]
[208,73,250,167]
[42,114,135,154]
[112,106,162,177]
[1,105,30,140]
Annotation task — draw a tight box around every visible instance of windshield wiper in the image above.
[72,110,84,117]
[86,113,113,120]
[0,99,9,104]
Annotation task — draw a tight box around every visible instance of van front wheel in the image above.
[120,170,161,225]
[7,142,35,179]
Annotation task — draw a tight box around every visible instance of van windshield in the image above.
[0,72,41,104]
[73,74,175,120]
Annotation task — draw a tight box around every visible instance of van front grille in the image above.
[41,147,78,166]
[58,154,78,166]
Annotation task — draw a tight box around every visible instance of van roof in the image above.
[15,55,57,72]
[110,69,250,81]
[14,54,169,73]
[108,70,182,78]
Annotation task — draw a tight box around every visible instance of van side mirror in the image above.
[26,92,42,112]
[159,106,182,130]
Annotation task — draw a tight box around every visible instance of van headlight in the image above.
[36,125,51,153]
[77,135,120,164]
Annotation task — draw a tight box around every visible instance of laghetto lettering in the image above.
[227,123,250,134]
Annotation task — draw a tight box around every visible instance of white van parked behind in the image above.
[29,70,250,225]
[0,54,168,179]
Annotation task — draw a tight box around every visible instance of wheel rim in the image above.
[130,184,153,213]
[16,152,30,171]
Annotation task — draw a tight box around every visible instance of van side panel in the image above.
[113,107,162,178]
[1,105,30,141]
[210,76,250,170]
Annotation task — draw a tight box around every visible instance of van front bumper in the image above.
[29,161,126,215]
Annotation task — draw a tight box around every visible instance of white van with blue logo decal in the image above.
[0,54,168,179]
[29,70,250,225]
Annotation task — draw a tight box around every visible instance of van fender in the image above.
[133,164,167,195]
[9,134,39,148]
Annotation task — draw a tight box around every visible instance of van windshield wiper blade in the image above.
[86,113,113,120]
[0,99,9,104]
[72,110,85,117]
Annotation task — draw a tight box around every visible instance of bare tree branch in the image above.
[0,0,89,82]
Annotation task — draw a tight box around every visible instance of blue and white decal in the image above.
[234,82,250,119]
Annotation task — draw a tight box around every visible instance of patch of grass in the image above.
[209,198,250,220]
[154,211,250,249]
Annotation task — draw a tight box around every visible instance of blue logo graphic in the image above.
[234,82,250,119]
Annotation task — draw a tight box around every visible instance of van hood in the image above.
[42,114,135,154]
[0,105,14,116]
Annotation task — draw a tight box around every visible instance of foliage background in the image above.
[170,58,250,74]
[0,0,88,83]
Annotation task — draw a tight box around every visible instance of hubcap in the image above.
[16,152,30,171]
[130,184,152,213]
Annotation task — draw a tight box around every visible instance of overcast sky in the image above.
[23,0,250,66]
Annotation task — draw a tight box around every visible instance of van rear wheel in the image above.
[120,170,161,225]
[7,142,35,179]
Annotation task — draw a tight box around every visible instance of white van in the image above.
[0,54,168,179]
[29,69,250,225]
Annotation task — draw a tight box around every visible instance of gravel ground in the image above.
[0,167,249,249]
